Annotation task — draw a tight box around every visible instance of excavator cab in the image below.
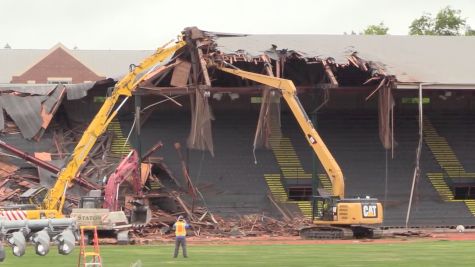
[79,190,103,209]
[312,195,383,225]
[312,196,338,221]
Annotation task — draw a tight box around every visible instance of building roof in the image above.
[0,45,153,83]
[211,33,475,88]
[3,34,475,88]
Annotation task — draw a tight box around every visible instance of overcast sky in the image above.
[1,0,474,50]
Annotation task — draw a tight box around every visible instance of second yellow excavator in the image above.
[217,66,383,239]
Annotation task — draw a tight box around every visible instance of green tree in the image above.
[409,6,469,35]
[363,22,389,35]
[409,13,435,35]
[465,26,475,36]
[434,6,466,35]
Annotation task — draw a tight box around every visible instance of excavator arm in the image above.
[217,67,345,199]
[42,40,186,212]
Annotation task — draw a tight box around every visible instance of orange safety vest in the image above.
[175,221,187,236]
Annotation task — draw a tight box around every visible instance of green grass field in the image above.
[1,240,474,266]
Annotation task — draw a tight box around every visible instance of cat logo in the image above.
[362,204,378,218]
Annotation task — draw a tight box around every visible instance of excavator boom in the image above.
[217,67,345,198]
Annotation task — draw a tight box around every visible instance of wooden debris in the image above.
[170,59,192,87]
[267,194,291,222]
[323,60,338,86]
[392,231,432,238]
[0,189,20,202]
[0,160,18,177]
[174,193,194,220]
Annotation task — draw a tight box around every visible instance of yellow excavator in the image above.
[0,39,186,220]
[216,66,383,239]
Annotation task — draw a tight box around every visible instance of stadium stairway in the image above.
[283,111,475,226]
[264,174,287,202]
[267,122,332,218]
[426,173,454,201]
[423,118,466,177]
[107,119,131,155]
[424,115,475,216]
[268,127,310,179]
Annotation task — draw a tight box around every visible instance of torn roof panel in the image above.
[0,84,70,139]
[65,82,96,100]
[0,84,57,95]
[42,85,65,113]
[0,95,45,139]
[65,78,116,100]
[211,33,475,84]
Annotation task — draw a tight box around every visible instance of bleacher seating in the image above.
[281,110,475,226]
[120,108,475,226]
[133,110,281,217]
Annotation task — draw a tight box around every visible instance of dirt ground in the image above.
[137,230,475,246]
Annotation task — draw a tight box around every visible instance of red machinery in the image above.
[103,150,140,212]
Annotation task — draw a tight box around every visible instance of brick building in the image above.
[0,44,152,84]
[10,44,105,84]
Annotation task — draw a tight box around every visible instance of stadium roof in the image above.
[2,33,475,89]
[210,33,475,89]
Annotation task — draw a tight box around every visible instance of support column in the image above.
[134,93,142,178]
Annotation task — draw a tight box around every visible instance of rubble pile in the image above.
[0,126,308,242]
[132,209,310,242]
[131,190,311,242]
[0,127,116,206]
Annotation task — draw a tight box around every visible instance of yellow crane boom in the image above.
[38,39,186,216]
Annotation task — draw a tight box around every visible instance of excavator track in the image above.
[352,226,384,239]
[299,226,353,240]
[299,226,383,240]
[370,227,384,239]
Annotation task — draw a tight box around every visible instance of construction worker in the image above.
[173,215,190,258]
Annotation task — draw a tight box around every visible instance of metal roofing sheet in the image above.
[212,34,475,84]
[0,84,57,95]
[42,85,64,113]
[65,82,96,100]
[0,95,46,139]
